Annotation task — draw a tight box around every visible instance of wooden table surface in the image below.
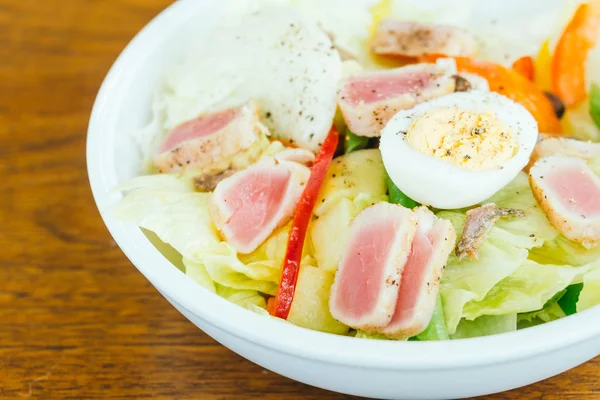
[0,0,598,398]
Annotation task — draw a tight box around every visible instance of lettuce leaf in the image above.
[183,258,216,293]
[437,173,561,333]
[517,302,566,329]
[439,239,528,333]
[415,296,450,341]
[462,260,589,320]
[202,243,279,295]
[590,83,600,130]
[216,285,267,310]
[578,268,600,312]
[452,315,517,339]
[113,174,281,296]
[113,183,220,259]
[530,235,600,266]
[558,283,583,316]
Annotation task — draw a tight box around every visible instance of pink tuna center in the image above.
[343,67,438,107]
[159,107,239,153]
[336,219,399,319]
[387,227,435,328]
[222,168,290,246]
[547,167,600,218]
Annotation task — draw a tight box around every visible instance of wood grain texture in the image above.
[0,0,597,398]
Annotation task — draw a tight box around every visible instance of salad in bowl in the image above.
[110,0,600,345]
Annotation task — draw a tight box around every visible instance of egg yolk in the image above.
[406,107,518,170]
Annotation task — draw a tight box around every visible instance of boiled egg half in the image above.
[380,91,538,209]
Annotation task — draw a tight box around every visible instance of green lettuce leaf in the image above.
[183,258,216,293]
[415,296,450,341]
[590,83,600,130]
[437,173,561,333]
[462,260,589,320]
[530,235,600,266]
[558,283,584,316]
[216,285,267,310]
[439,237,528,334]
[344,128,369,154]
[452,315,517,339]
[517,302,566,329]
[386,174,420,209]
[578,268,600,312]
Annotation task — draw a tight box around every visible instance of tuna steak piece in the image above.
[372,19,476,58]
[329,202,417,331]
[155,102,266,173]
[381,207,456,339]
[210,158,310,254]
[337,59,456,137]
[530,156,600,248]
[528,135,600,170]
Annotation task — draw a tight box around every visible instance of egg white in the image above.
[380,91,538,209]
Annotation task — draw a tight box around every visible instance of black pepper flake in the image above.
[529,234,535,238]
[265,111,272,119]
[332,174,337,178]
[464,155,471,160]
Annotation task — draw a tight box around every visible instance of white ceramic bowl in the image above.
[87,1,600,398]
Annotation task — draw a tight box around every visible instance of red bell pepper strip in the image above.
[512,56,535,82]
[271,127,339,320]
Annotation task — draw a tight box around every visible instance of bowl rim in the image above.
[87,0,600,370]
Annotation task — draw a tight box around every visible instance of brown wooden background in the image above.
[0,0,598,398]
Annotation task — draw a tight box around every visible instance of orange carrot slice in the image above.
[551,2,600,108]
[512,56,535,81]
